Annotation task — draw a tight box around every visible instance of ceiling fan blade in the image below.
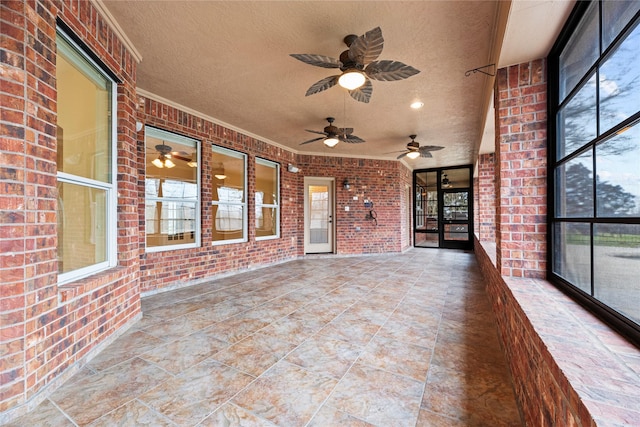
[172,154,192,162]
[397,152,408,160]
[305,129,328,135]
[348,27,384,65]
[305,75,339,96]
[338,127,354,135]
[349,78,372,103]
[365,60,420,81]
[290,54,340,69]
[420,151,433,158]
[340,134,365,143]
[300,136,325,145]
[419,145,445,152]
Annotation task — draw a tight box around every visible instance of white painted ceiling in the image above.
[100,0,574,170]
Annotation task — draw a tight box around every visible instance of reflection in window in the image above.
[594,224,640,324]
[557,74,597,160]
[551,1,640,337]
[212,146,246,243]
[553,222,592,294]
[559,1,598,101]
[145,127,199,250]
[56,28,116,283]
[555,152,594,218]
[599,22,640,133]
[596,125,640,217]
[255,158,279,239]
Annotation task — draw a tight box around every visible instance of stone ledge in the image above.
[475,238,640,426]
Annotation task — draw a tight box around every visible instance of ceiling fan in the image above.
[395,135,444,160]
[149,143,196,169]
[290,27,420,103]
[300,117,365,148]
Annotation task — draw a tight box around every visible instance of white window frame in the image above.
[56,29,117,286]
[255,158,280,240]
[144,127,201,253]
[212,145,247,245]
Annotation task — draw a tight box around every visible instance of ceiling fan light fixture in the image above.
[214,174,227,180]
[406,151,420,159]
[338,70,366,90]
[152,157,164,168]
[164,158,175,168]
[323,137,340,148]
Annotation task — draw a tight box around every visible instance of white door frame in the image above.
[304,177,335,254]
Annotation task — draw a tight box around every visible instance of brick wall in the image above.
[495,60,547,278]
[137,96,300,293]
[477,152,496,241]
[298,155,409,255]
[475,239,593,426]
[1,0,140,419]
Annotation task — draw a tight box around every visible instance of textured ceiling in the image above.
[101,0,573,170]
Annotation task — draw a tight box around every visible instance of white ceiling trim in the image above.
[137,88,408,165]
[92,0,142,63]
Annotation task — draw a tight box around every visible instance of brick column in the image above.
[477,153,496,241]
[495,60,547,278]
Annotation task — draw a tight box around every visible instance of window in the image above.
[212,146,247,244]
[145,127,200,251]
[550,1,640,341]
[56,29,117,284]
[255,158,280,239]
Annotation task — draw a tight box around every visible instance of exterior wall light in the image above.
[343,179,350,190]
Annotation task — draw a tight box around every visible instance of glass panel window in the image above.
[555,151,594,218]
[599,22,640,133]
[553,222,592,294]
[212,146,246,243]
[596,124,640,218]
[557,74,597,159]
[559,1,599,101]
[594,223,640,324]
[602,1,640,50]
[56,29,116,284]
[145,127,200,251]
[255,158,279,239]
[551,1,640,339]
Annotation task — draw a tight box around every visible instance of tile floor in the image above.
[7,249,523,426]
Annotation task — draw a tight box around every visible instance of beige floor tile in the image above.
[326,363,424,426]
[285,334,362,379]
[358,335,432,381]
[139,358,254,426]
[232,361,337,426]
[213,332,296,376]
[6,250,523,427]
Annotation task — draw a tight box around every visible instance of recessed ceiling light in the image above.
[410,101,424,109]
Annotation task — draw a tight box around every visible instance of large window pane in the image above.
[57,181,107,273]
[596,125,640,217]
[553,222,591,293]
[57,36,112,183]
[255,159,279,239]
[56,29,115,284]
[212,146,246,243]
[602,1,640,50]
[555,152,594,218]
[145,127,200,250]
[594,224,640,324]
[557,74,597,159]
[599,22,640,133]
[559,1,599,101]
